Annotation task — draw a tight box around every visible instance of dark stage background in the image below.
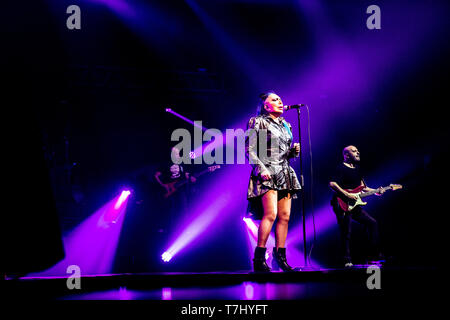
[3,0,449,275]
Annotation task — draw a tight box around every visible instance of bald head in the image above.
[343,145,360,163]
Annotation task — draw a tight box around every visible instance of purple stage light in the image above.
[118,286,133,300]
[27,191,131,277]
[162,287,172,300]
[162,191,233,262]
[243,217,259,261]
[165,108,208,131]
[244,282,255,300]
[185,0,264,84]
[286,204,336,246]
[242,217,258,235]
[280,1,446,149]
[90,0,137,18]
[114,190,131,210]
[242,217,273,262]
[82,0,187,61]
[161,164,251,263]
[101,189,131,225]
[161,251,173,262]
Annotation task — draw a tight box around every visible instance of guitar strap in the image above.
[361,178,367,188]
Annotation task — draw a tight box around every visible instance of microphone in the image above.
[284,104,306,111]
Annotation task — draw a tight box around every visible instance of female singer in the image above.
[246,92,301,272]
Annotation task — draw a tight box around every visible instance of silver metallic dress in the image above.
[245,114,301,219]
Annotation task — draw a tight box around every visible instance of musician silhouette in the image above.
[154,147,196,233]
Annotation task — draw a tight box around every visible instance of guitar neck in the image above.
[176,166,217,187]
[193,168,211,179]
[360,186,391,198]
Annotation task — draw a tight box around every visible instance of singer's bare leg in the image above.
[257,190,278,248]
[275,192,291,249]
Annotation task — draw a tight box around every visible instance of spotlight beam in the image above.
[27,190,131,276]
[166,108,209,132]
[185,0,264,83]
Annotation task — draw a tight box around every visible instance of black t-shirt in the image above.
[332,163,364,190]
[331,163,365,209]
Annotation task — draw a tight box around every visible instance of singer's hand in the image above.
[260,170,272,181]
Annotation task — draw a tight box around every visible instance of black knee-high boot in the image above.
[253,247,271,272]
[272,247,295,272]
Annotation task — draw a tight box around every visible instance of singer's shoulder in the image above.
[247,115,268,129]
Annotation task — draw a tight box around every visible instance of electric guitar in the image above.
[337,184,402,212]
[160,165,220,199]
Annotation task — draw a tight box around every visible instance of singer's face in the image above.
[264,94,284,115]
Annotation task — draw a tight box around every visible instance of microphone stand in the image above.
[296,108,308,268]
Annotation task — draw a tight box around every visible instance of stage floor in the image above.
[3,266,441,301]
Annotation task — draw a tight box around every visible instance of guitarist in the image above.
[154,147,197,195]
[154,147,196,232]
[329,145,384,267]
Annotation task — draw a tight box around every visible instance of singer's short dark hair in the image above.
[256,91,277,116]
